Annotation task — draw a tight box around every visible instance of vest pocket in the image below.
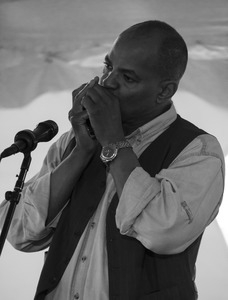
[140,284,197,300]
[140,285,180,300]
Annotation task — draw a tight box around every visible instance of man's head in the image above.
[100,20,188,134]
[119,20,188,83]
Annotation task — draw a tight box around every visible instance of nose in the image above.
[101,72,119,90]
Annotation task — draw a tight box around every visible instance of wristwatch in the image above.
[100,140,132,164]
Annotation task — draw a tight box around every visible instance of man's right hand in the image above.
[69,77,99,155]
[47,78,99,224]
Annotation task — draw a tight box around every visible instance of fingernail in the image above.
[89,76,99,87]
[89,79,96,87]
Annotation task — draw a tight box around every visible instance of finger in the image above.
[81,83,113,113]
[72,83,87,105]
[68,109,88,123]
[79,77,99,101]
[85,83,112,104]
[81,94,96,113]
[72,77,99,106]
[69,111,95,140]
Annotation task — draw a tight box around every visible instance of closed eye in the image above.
[123,74,136,83]
[103,61,113,71]
[103,54,139,84]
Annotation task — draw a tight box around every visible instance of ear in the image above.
[157,81,178,103]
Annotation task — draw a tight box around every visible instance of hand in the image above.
[81,82,125,146]
[68,78,99,153]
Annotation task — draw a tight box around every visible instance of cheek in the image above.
[117,83,142,98]
[118,93,140,117]
[117,84,144,105]
[118,87,157,117]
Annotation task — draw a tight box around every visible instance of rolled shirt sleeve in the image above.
[116,134,225,254]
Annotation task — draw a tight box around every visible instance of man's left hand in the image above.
[81,82,125,146]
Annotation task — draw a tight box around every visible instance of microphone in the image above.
[0,120,58,159]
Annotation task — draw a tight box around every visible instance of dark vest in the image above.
[34,115,206,300]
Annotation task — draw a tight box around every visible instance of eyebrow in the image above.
[104,54,140,80]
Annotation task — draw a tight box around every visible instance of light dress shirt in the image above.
[0,104,225,300]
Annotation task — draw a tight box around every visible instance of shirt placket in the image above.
[70,216,97,300]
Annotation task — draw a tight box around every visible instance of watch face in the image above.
[101,145,117,162]
[103,146,115,158]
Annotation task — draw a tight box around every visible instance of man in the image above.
[0,20,225,300]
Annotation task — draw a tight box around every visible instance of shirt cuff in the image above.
[116,166,161,234]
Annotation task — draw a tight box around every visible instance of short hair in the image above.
[119,20,188,81]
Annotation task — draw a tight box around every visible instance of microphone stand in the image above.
[0,151,32,256]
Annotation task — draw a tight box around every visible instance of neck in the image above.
[123,102,172,136]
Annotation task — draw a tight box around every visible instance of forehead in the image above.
[108,36,160,76]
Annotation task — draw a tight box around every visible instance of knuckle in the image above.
[81,95,91,108]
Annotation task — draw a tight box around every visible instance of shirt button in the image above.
[81,256,87,262]
[74,293,80,299]
[90,222,95,229]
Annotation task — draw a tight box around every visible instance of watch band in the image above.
[109,140,132,150]
[100,140,132,164]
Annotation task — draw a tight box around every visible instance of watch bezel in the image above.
[100,144,118,162]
